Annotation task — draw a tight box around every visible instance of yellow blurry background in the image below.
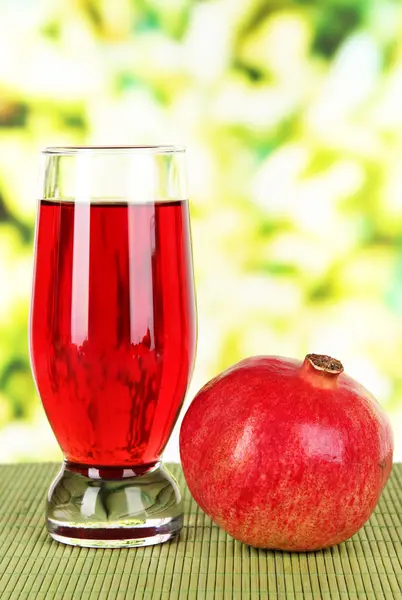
[1,0,402,462]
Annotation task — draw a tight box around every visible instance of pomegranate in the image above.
[180,354,393,551]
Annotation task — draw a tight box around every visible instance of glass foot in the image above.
[46,462,183,548]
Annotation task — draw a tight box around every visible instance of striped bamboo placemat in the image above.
[0,462,401,599]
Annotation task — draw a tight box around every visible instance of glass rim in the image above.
[42,145,186,156]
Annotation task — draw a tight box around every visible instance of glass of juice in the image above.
[29,146,196,548]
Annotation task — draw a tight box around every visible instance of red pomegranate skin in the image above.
[179,355,393,551]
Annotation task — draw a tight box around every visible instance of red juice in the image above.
[30,199,196,467]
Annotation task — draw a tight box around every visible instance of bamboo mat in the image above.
[0,463,401,599]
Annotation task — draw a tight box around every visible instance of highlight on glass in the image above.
[29,146,197,548]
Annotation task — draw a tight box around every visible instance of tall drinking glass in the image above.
[29,146,196,548]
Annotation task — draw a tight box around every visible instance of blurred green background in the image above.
[1,0,402,462]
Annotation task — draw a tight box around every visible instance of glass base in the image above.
[46,461,183,548]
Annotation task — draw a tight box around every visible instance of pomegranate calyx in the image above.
[300,354,344,389]
[306,354,344,374]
